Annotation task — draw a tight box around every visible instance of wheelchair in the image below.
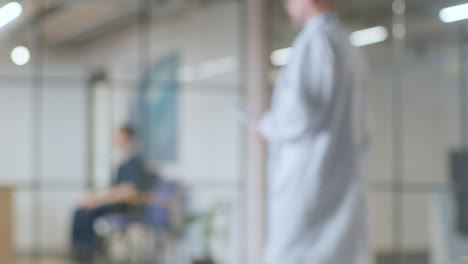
[93,180,184,264]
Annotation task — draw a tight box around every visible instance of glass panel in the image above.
[270,0,467,263]
[0,0,246,263]
[396,1,463,263]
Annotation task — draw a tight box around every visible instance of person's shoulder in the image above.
[302,27,334,54]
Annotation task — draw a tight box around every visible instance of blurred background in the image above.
[0,0,467,263]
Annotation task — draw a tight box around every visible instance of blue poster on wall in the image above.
[134,54,180,162]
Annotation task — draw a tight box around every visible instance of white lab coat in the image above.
[260,14,373,264]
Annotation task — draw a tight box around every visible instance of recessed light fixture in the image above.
[270,47,292,67]
[11,46,30,66]
[440,3,468,23]
[270,26,388,67]
[0,2,22,29]
[350,26,388,47]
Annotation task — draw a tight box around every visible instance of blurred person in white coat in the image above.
[257,0,373,263]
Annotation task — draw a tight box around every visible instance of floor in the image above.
[377,253,428,264]
[7,257,73,264]
[8,254,429,264]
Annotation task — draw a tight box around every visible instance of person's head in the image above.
[283,0,334,27]
[114,125,134,151]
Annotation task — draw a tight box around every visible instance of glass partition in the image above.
[4,0,468,263]
[270,0,468,263]
[0,0,246,263]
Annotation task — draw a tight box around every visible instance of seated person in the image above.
[71,125,152,262]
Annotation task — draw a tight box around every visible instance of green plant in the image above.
[185,203,230,261]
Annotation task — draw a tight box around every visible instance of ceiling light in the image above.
[350,26,388,47]
[270,47,292,67]
[199,56,237,78]
[440,3,468,23]
[271,26,388,66]
[11,46,30,66]
[0,2,22,29]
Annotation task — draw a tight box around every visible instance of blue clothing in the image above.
[145,181,180,229]
[71,205,117,262]
[113,155,151,191]
[71,155,149,261]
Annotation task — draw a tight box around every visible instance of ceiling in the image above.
[270,0,468,50]
[2,0,228,48]
[2,0,468,51]
[336,0,468,23]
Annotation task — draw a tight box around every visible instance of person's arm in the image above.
[259,35,335,142]
[78,183,140,209]
[79,157,146,209]
[101,183,140,205]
